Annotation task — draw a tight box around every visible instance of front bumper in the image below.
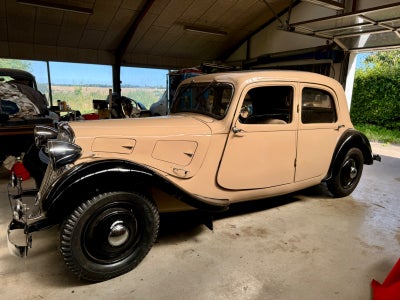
[7,175,40,257]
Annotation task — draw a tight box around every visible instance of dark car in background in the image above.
[0,68,50,160]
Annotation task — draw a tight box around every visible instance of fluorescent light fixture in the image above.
[17,0,93,14]
[184,25,227,36]
[302,0,344,10]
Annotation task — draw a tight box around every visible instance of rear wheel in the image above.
[327,148,364,197]
[59,191,159,282]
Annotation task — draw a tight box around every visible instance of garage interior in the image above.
[1,0,400,299]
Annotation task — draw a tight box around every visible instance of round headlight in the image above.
[34,125,58,147]
[47,140,82,169]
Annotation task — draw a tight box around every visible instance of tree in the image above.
[0,58,32,71]
[364,50,400,67]
[351,50,400,130]
[362,50,400,77]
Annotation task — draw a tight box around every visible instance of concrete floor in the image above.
[0,142,399,300]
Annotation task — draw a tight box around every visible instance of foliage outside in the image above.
[351,51,400,144]
[354,124,400,145]
[0,58,31,71]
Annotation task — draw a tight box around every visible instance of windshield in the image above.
[170,82,233,119]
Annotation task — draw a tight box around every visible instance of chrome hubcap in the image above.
[108,221,129,247]
[349,166,357,179]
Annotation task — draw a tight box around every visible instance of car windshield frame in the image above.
[170,82,234,120]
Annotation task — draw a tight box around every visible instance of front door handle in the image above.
[232,126,244,134]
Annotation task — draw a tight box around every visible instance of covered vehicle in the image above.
[7,70,380,282]
[0,68,50,160]
[0,68,48,117]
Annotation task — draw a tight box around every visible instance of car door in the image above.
[217,83,298,190]
[295,84,343,182]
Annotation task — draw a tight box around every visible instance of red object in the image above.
[372,259,400,300]
[11,161,30,181]
[83,113,99,120]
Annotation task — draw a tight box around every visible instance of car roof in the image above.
[0,68,35,79]
[180,70,342,90]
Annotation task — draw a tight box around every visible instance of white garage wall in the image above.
[227,2,336,63]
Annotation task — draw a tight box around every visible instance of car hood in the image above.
[69,114,212,138]
[70,115,213,179]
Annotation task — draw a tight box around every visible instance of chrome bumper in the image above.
[8,218,32,257]
[7,175,38,257]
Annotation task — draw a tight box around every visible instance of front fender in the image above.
[324,129,374,181]
[42,160,154,219]
[42,159,229,222]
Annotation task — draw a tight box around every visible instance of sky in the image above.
[355,52,371,69]
[30,60,168,87]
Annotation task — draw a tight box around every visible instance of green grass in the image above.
[354,124,400,145]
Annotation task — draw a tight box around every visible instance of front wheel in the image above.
[59,192,159,282]
[327,148,364,197]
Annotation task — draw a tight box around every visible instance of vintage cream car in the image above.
[7,70,380,282]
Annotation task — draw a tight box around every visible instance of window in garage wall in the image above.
[120,66,167,110]
[0,58,113,114]
[48,62,113,114]
[0,58,49,97]
[1,59,168,114]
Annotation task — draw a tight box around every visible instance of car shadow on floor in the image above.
[157,183,333,243]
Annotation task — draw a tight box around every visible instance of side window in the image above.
[239,86,293,124]
[302,88,337,123]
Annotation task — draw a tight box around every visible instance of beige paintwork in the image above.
[69,71,354,211]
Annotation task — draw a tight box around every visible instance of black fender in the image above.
[324,129,374,181]
[42,159,228,223]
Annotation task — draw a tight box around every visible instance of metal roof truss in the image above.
[289,3,400,52]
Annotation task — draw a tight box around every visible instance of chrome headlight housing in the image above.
[36,122,80,169]
[57,121,75,143]
[34,125,58,147]
[47,140,82,169]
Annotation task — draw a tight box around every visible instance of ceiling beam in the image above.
[115,0,156,60]
[112,0,156,96]
[16,0,93,14]
[301,0,344,10]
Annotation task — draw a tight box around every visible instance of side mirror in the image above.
[239,105,251,120]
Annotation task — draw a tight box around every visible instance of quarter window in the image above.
[301,88,337,123]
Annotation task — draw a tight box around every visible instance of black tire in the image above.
[327,148,364,197]
[59,191,159,282]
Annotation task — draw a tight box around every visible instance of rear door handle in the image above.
[335,124,345,131]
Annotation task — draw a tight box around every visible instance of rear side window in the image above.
[301,88,337,123]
